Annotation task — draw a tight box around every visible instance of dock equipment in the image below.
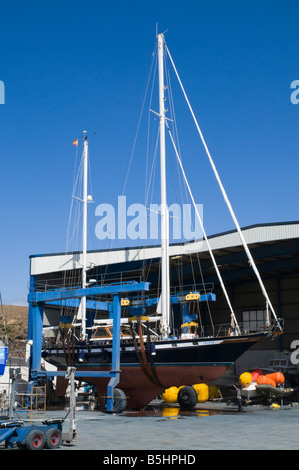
[0,417,64,450]
[27,280,150,413]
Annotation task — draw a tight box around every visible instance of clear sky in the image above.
[1,0,299,305]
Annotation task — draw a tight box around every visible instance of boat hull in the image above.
[44,332,268,409]
[67,364,229,409]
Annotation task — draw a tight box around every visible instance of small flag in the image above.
[72,139,78,146]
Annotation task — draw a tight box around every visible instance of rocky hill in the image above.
[0,305,28,356]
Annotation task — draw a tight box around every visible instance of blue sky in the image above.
[1,0,299,305]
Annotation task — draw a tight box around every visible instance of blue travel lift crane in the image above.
[27,280,151,412]
[27,278,215,413]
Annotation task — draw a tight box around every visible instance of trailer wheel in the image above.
[25,429,45,450]
[105,388,127,413]
[177,386,197,409]
[112,388,127,413]
[44,427,62,449]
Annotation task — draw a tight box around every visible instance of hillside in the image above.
[0,305,28,356]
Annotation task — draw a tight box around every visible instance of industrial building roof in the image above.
[30,221,299,280]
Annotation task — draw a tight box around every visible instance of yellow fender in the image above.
[162,386,179,403]
[193,383,209,403]
[239,372,253,387]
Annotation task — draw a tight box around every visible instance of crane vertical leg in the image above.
[27,275,36,344]
[106,294,121,412]
[30,302,44,373]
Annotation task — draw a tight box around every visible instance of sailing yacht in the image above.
[41,33,282,410]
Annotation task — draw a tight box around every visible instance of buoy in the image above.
[265,372,285,385]
[162,387,179,403]
[256,376,276,387]
[193,383,209,403]
[251,371,261,382]
[239,372,253,387]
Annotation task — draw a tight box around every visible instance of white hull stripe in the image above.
[48,339,224,355]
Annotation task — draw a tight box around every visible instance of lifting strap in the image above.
[60,324,75,367]
[129,323,164,388]
[145,323,164,388]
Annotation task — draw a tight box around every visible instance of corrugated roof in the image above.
[30,221,299,276]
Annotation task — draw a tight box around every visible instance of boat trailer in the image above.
[0,417,64,450]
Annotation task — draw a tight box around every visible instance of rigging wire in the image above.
[164,53,190,213]
[62,142,87,323]
[91,42,158,290]
[165,120,240,333]
[145,49,158,203]
[196,251,214,335]
[164,45,209,323]
[120,42,158,201]
[165,42,281,331]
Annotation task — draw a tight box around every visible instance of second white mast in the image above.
[158,33,170,335]
[81,131,88,339]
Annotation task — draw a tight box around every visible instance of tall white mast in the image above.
[81,131,88,340]
[158,33,170,335]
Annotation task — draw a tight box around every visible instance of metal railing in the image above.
[201,318,284,339]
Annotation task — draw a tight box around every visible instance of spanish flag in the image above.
[72,139,78,146]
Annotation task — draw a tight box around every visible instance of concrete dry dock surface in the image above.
[67,405,299,451]
[3,402,299,451]
[5,402,299,451]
